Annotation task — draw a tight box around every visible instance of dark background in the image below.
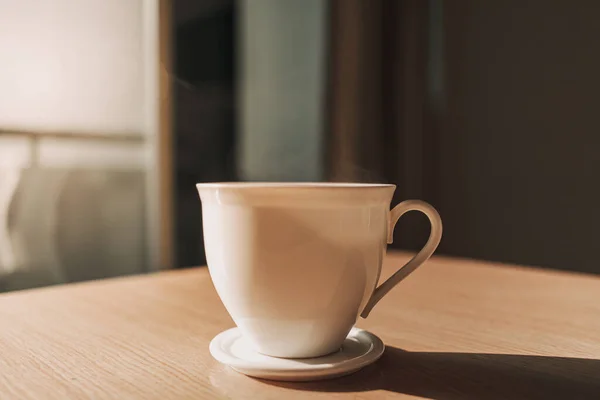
[173,0,236,267]
[173,0,600,273]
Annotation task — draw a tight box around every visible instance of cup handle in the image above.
[360,200,443,318]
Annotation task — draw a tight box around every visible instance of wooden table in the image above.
[1,252,599,399]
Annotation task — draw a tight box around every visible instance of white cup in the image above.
[197,183,442,358]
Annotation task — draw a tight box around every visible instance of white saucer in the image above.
[209,327,385,381]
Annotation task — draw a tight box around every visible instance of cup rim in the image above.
[196,182,395,189]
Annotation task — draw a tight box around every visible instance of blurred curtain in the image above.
[327,0,443,248]
[237,0,328,182]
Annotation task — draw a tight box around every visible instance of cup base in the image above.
[209,327,385,381]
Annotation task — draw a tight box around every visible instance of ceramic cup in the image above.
[197,183,442,358]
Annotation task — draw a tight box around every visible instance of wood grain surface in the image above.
[0,252,599,399]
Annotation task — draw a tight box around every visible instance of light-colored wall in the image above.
[237,0,327,182]
[0,0,152,169]
[0,0,161,289]
[0,0,144,134]
[440,1,600,272]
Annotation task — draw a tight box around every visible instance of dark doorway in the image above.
[173,0,236,267]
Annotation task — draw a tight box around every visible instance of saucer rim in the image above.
[209,327,385,381]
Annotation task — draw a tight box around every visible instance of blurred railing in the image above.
[0,128,148,291]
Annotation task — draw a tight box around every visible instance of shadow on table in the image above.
[262,346,600,399]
